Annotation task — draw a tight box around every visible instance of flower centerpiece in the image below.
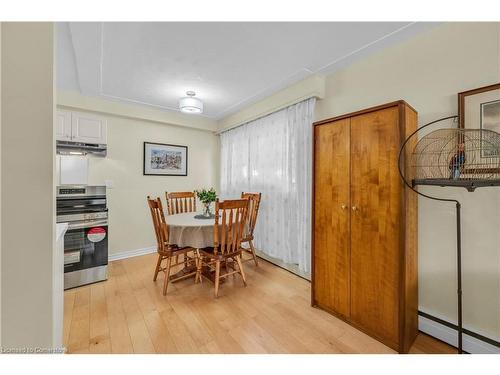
[195,188,217,218]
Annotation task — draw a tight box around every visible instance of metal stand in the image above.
[456,202,463,353]
[397,115,465,354]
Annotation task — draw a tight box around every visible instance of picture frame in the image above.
[458,83,500,129]
[458,83,500,159]
[143,142,188,176]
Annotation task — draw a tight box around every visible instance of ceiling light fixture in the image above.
[179,91,203,114]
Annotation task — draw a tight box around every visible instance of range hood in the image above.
[57,140,107,156]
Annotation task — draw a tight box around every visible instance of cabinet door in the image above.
[313,118,351,318]
[350,106,401,346]
[56,110,72,141]
[60,155,89,186]
[71,111,107,144]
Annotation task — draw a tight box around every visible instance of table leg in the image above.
[168,249,227,285]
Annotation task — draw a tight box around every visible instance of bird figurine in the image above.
[449,142,466,179]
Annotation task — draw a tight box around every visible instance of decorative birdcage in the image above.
[398,115,500,354]
[410,128,500,191]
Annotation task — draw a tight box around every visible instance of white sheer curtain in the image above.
[220,98,315,274]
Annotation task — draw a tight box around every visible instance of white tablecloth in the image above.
[167,212,215,248]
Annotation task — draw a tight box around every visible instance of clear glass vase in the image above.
[202,202,212,217]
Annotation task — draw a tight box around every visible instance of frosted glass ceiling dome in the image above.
[179,91,203,114]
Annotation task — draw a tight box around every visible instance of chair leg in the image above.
[195,249,202,284]
[214,260,221,298]
[249,240,259,267]
[153,253,163,281]
[194,255,199,283]
[162,256,172,296]
[235,255,247,286]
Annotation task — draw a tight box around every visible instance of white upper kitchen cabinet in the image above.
[56,110,72,141]
[56,109,107,144]
[71,111,107,144]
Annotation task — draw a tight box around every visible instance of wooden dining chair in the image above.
[196,199,249,298]
[240,192,262,266]
[165,191,197,215]
[147,196,198,295]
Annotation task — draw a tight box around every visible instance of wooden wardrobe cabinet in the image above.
[312,101,418,353]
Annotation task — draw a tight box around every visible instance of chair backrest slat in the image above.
[228,207,234,252]
[213,199,249,255]
[220,205,226,252]
[165,191,197,215]
[241,192,261,239]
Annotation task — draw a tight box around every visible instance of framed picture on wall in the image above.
[143,142,188,176]
[458,83,500,158]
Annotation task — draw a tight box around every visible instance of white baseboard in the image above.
[419,314,500,354]
[108,246,156,262]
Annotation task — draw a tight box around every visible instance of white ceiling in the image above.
[57,22,436,119]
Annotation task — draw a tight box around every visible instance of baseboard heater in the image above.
[418,311,500,354]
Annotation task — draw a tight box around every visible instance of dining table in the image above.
[166,211,222,284]
[167,211,216,249]
[165,210,245,284]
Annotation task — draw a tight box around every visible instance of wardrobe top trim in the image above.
[313,100,417,127]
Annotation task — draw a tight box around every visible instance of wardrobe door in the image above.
[350,106,402,347]
[313,118,351,317]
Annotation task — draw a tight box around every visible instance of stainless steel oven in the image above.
[56,186,108,289]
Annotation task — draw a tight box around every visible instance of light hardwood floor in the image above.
[63,253,455,354]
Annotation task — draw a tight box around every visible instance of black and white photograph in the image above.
[481,100,500,157]
[459,83,500,159]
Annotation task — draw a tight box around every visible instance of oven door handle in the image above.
[67,220,108,230]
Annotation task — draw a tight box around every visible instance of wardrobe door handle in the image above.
[341,204,347,210]
[352,206,358,211]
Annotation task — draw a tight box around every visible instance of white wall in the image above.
[56,108,219,256]
[1,23,55,348]
[314,22,500,339]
